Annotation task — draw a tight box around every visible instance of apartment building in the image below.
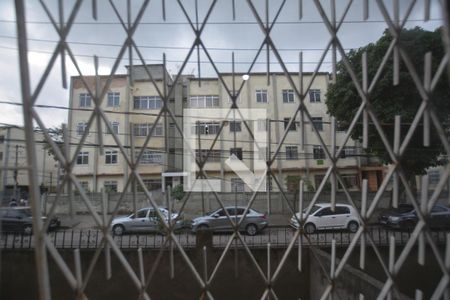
[0,126,59,202]
[68,65,369,193]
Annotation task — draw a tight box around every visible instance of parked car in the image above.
[191,207,268,236]
[378,203,450,229]
[290,203,360,234]
[111,207,182,235]
[0,207,60,234]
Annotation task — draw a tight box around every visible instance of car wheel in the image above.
[245,224,258,236]
[113,225,125,236]
[23,225,32,235]
[304,223,316,234]
[348,221,359,233]
[197,224,209,232]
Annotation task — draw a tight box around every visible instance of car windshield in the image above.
[303,205,321,215]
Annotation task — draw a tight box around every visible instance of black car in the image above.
[0,207,60,234]
[378,204,450,229]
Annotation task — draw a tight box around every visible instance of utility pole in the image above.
[13,144,19,200]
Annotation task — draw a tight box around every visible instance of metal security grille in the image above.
[8,0,450,299]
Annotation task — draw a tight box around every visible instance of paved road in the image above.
[1,226,447,249]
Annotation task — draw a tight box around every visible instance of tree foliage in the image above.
[39,125,64,161]
[326,27,449,176]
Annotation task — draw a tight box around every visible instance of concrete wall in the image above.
[1,247,310,300]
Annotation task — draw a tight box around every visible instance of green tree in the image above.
[326,27,449,182]
[172,184,185,201]
[40,125,64,161]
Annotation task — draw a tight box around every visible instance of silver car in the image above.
[191,206,268,236]
[111,207,181,235]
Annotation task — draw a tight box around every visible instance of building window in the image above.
[76,122,88,136]
[76,152,89,165]
[105,150,118,164]
[133,123,163,137]
[133,96,162,109]
[0,152,3,160]
[339,146,356,158]
[231,178,245,192]
[256,89,268,103]
[196,149,221,163]
[107,92,120,107]
[189,95,219,108]
[313,145,325,159]
[311,117,323,131]
[0,135,4,143]
[79,93,91,107]
[192,122,220,135]
[309,89,321,102]
[282,89,295,103]
[338,174,359,190]
[107,121,119,134]
[230,148,243,160]
[428,170,441,184]
[137,179,161,192]
[230,121,241,132]
[79,181,89,192]
[284,118,296,131]
[286,146,298,160]
[139,150,163,164]
[104,181,118,193]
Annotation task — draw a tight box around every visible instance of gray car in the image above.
[191,207,268,236]
[111,207,182,235]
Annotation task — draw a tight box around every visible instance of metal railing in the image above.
[1,226,447,250]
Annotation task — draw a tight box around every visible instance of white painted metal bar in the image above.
[15,1,51,298]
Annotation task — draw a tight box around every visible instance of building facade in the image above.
[68,65,369,194]
[0,126,59,202]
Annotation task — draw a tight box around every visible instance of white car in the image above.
[290,203,360,234]
[111,207,182,235]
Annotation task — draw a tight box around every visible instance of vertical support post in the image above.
[74,248,83,297]
[388,235,396,300]
[423,52,431,147]
[58,0,67,89]
[360,179,367,270]
[13,144,19,201]
[102,188,111,280]
[63,124,73,219]
[298,180,303,272]
[393,0,400,86]
[393,115,401,208]
[418,175,428,266]
[15,1,51,298]
[362,51,368,149]
[330,117,336,211]
[267,118,271,214]
[130,123,137,216]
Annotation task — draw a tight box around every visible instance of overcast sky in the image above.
[0,0,443,128]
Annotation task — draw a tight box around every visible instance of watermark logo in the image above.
[183,108,267,192]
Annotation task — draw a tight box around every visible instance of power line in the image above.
[0,44,333,65]
[0,18,443,25]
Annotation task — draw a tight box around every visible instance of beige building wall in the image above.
[68,67,360,193]
[0,126,59,199]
